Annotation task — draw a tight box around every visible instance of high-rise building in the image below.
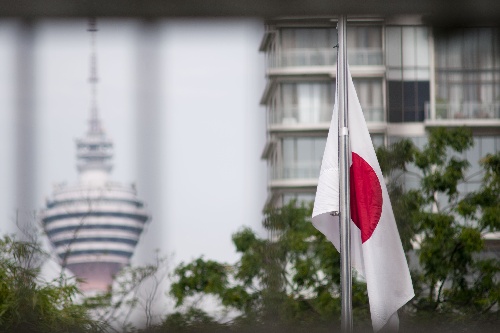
[259,16,500,208]
[40,20,149,292]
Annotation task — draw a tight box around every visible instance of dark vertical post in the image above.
[15,20,37,236]
[135,20,163,259]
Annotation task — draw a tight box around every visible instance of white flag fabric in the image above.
[312,66,414,332]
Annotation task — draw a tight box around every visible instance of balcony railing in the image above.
[279,49,336,67]
[361,106,384,122]
[272,161,321,180]
[425,102,500,120]
[269,105,332,125]
[270,48,383,68]
[269,105,384,125]
[347,49,383,66]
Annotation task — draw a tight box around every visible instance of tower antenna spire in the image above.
[75,17,113,177]
[88,17,102,135]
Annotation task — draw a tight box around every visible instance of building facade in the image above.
[259,16,500,209]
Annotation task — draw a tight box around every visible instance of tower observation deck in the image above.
[40,19,150,292]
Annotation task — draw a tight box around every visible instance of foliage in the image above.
[157,307,228,332]
[376,127,500,328]
[168,203,370,331]
[0,235,104,333]
[0,226,170,333]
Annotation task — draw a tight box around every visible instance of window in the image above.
[435,28,500,119]
[271,78,382,125]
[278,81,334,124]
[278,25,382,67]
[386,26,430,122]
[370,134,385,148]
[280,28,337,66]
[347,25,383,65]
[280,137,326,179]
[353,78,384,121]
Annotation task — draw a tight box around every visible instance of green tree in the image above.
[0,235,104,333]
[158,307,229,332]
[168,203,370,332]
[377,127,500,330]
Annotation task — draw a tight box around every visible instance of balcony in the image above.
[425,102,500,124]
[268,105,384,128]
[361,106,384,122]
[269,162,319,190]
[269,105,332,127]
[271,161,321,181]
[269,48,383,68]
[283,162,321,179]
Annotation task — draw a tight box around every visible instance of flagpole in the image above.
[337,15,353,333]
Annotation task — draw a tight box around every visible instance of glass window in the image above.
[386,26,430,123]
[297,138,313,169]
[386,27,402,69]
[353,78,384,121]
[281,137,326,179]
[435,28,500,119]
[482,136,496,156]
[278,25,382,67]
[282,138,294,177]
[280,28,337,67]
[415,28,430,69]
[281,28,336,50]
[313,138,325,162]
[388,80,431,122]
[278,81,334,124]
[370,134,385,148]
[347,25,383,65]
[347,26,382,49]
[468,138,482,174]
[402,28,417,68]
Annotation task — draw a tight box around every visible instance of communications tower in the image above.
[41,19,149,291]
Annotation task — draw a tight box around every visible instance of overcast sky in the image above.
[0,19,267,268]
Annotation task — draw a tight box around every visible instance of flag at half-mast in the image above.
[312,65,414,332]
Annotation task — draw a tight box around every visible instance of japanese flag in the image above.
[312,66,414,332]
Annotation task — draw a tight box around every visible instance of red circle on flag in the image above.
[350,152,383,243]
